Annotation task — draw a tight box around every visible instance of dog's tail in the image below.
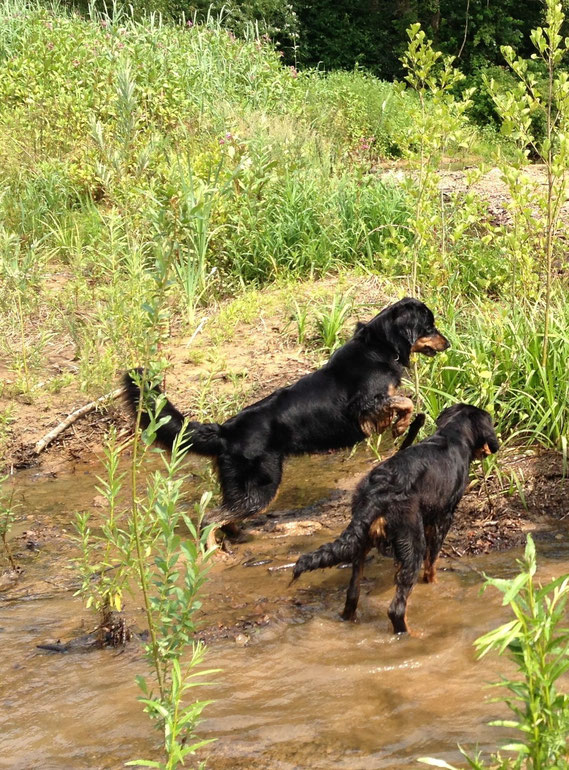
[293,417,423,581]
[122,370,225,456]
[292,508,375,580]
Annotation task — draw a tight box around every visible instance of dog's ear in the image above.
[386,304,421,366]
[353,320,372,345]
[474,413,500,458]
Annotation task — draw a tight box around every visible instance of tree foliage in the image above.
[65,0,554,84]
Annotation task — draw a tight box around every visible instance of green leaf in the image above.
[501,572,529,605]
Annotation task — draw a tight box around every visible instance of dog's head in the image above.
[436,403,500,459]
[364,297,450,366]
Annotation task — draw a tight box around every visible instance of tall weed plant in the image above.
[394,13,569,449]
[418,294,569,448]
[73,226,217,767]
[419,535,569,769]
[486,0,569,366]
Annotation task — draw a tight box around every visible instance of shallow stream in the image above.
[2,451,568,769]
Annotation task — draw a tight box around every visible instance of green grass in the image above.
[416,293,569,449]
[0,1,419,398]
[0,0,568,456]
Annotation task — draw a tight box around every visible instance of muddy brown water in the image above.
[2,450,569,769]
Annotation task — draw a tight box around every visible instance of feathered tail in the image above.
[292,497,379,579]
[122,370,225,456]
[292,416,424,580]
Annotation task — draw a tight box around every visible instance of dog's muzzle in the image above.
[411,332,450,357]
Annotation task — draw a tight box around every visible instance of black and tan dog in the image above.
[292,404,499,633]
[123,297,449,535]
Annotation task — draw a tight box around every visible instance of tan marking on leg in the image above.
[422,559,438,583]
[369,516,387,545]
[360,417,377,437]
[389,396,414,438]
[359,387,411,437]
[475,443,492,459]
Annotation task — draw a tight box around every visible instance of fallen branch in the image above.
[34,387,125,455]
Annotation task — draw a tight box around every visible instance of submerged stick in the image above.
[267,562,296,573]
[34,387,125,455]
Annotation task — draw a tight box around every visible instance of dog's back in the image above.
[352,433,472,533]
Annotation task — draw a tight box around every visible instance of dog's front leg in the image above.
[388,396,414,438]
[358,392,399,437]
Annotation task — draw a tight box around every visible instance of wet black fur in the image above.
[292,404,499,633]
[123,297,448,525]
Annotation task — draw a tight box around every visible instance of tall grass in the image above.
[1,0,568,457]
[418,294,569,448]
[0,1,417,395]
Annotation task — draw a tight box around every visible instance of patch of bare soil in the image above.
[0,275,380,472]
[3,275,568,565]
[437,163,569,228]
[445,449,569,555]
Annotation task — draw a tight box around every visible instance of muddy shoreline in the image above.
[3,441,568,649]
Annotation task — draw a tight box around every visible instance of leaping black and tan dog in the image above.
[123,297,449,535]
[292,404,499,633]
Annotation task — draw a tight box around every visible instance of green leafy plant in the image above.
[487,0,569,365]
[125,412,218,770]
[315,292,353,353]
[288,299,310,346]
[75,428,132,645]
[398,22,476,296]
[419,535,569,769]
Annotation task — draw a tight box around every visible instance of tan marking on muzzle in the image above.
[369,516,387,543]
[411,333,449,353]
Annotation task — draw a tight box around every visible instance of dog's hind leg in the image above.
[207,452,284,548]
[340,548,369,622]
[387,527,425,633]
[422,511,454,583]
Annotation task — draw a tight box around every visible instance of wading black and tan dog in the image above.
[123,297,449,535]
[292,404,499,633]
